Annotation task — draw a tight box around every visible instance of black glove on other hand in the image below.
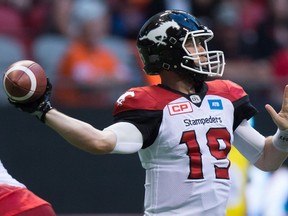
[9,79,53,123]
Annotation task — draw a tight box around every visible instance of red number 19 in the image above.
[180,128,231,180]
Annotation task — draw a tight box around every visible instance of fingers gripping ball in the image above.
[3,60,47,103]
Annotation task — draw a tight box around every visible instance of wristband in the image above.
[32,100,53,123]
[272,129,288,152]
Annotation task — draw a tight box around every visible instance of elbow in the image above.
[88,134,116,155]
[84,139,115,155]
[82,130,116,154]
[89,144,115,155]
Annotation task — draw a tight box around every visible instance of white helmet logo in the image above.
[139,20,180,46]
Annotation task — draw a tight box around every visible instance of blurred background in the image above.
[0,0,288,215]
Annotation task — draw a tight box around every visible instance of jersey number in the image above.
[180,128,231,179]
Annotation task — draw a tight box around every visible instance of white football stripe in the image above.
[3,65,37,101]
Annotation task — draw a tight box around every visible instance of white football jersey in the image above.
[0,160,25,187]
[113,80,257,216]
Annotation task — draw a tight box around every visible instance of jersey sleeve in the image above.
[226,80,258,130]
[112,86,179,148]
[207,80,258,130]
[233,94,257,130]
[113,109,162,149]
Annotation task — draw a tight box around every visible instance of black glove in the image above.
[8,78,53,123]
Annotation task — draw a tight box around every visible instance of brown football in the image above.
[3,60,47,103]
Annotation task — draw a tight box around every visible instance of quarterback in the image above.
[8,10,288,216]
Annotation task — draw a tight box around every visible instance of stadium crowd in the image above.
[0,0,287,108]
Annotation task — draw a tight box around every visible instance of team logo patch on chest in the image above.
[208,99,223,110]
[190,95,201,104]
[168,101,193,115]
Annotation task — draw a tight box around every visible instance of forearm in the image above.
[44,109,116,154]
[255,136,288,171]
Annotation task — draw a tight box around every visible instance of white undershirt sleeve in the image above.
[103,122,143,154]
[233,119,265,164]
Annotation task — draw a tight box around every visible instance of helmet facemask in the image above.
[181,29,225,77]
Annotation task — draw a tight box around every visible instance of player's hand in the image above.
[265,85,288,130]
[8,78,53,123]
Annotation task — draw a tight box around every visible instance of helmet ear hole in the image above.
[169,37,177,44]
[162,63,170,70]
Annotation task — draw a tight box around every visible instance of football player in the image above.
[9,10,288,216]
[0,160,56,215]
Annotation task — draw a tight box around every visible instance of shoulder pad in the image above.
[113,85,181,115]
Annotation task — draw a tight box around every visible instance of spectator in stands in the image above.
[0,1,25,40]
[0,0,52,57]
[54,0,133,108]
[41,0,71,36]
[210,0,273,109]
[239,0,288,105]
[107,0,152,40]
[268,0,288,103]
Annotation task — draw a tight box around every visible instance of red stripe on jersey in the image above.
[113,85,181,115]
[206,80,247,102]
